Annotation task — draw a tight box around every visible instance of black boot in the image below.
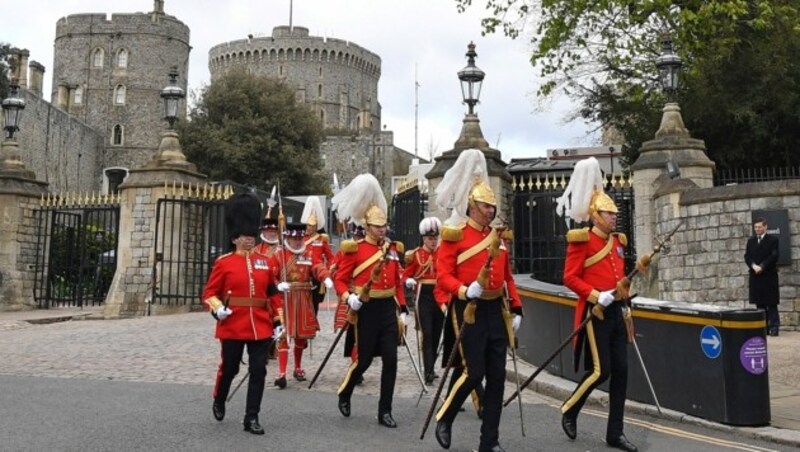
[378,412,397,428]
[338,395,351,417]
[243,418,265,435]
[607,434,638,452]
[435,420,451,449]
[212,400,225,421]
[561,413,577,440]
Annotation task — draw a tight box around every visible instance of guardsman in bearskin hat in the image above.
[271,223,333,388]
[202,192,284,435]
[331,174,410,428]
[403,217,444,385]
[555,157,638,452]
[432,148,523,452]
[302,196,334,315]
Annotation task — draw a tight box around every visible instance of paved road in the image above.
[0,308,794,451]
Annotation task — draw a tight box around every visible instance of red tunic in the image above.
[563,227,626,333]
[254,242,280,261]
[333,237,406,308]
[436,219,522,310]
[304,233,334,268]
[202,251,283,341]
[272,248,331,339]
[402,246,437,283]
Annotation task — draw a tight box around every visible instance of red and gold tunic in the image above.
[334,236,406,308]
[272,248,331,339]
[202,250,283,341]
[304,233,334,268]
[330,248,351,330]
[436,219,522,311]
[402,246,437,286]
[254,242,280,261]
[563,226,627,333]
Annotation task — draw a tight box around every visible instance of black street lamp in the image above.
[655,33,682,97]
[160,68,184,129]
[457,42,485,115]
[2,81,25,140]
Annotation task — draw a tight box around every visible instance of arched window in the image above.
[114,85,126,105]
[74,86,83,105]
[92,48,104,68]
[117,49,128,68]
[112,125,124,145]
[318,84,323,98]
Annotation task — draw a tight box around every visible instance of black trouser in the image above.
[311,279,324,315]
[756,304,780,332]
[561,302,628,439]
[436,299,507,452]
[418,284,445,378]
[338,296,398,415]
[214,338,270,421]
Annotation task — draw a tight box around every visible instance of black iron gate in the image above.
[149,196,227,311]
[33,203,120,308]
[512,175,635,284]
[391,185,427,249]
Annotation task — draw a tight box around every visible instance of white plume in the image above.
[435,148,488,226]
[419,216,442,235]
[555,157,605,224]
[301,195,327,230]
[331,174,386,226]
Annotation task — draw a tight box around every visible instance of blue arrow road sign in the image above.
[700,325,722,359]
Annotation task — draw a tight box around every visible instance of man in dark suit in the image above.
[744,217,780,336]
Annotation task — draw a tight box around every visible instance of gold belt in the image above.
[354,286,396,299]
[478,288,503,300]
[286,282,313,290]
[419,279,436,285]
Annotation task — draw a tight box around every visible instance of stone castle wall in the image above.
[51,11,190,173]
[209,26,380,133]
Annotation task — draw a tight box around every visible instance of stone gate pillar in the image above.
[103,130,205,318]
[630,102,714,297]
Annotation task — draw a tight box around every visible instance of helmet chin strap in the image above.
[591,212,614,234]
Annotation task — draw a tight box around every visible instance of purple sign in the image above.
[739,337,768,375]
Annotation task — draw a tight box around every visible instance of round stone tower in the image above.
[51,1,190,187]
[208,26,381,132]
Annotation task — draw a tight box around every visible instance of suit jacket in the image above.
[744,233,780,306]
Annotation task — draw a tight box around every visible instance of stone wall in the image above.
[0,190,47,310]
[8,90,103,193]
[654,179,800,328]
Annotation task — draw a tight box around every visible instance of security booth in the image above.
[514,275,770,426]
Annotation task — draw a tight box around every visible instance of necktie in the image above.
[758,236,762,244]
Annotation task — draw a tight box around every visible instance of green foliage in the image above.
[48,223,117,300]
[178,69,326,194]
[0,43,12,100]
[456,0,800,169]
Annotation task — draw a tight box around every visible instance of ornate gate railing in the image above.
[33,194,120,308]
[391,181,428,250]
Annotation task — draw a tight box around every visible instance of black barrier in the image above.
[514,275,770,426]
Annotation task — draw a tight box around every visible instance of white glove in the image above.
[215,306,232,321]
[512,315,522,332]
[347,293,363,311]
[272,325,284,340]
[324,277,334,289]
[466,281,483,299]
[400,313,410,326]
[598,290,615,307]
[277,282,291,292]
[405,278,417,289]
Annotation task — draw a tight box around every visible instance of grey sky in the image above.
[4,0,598,160]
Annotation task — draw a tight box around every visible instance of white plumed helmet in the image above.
[418,216,442,237]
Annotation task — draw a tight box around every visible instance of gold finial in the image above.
[179,181,185,198]
[171,180,177,197]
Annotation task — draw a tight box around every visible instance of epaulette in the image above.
[319,233,329,243]
[566,228,590,243]
[215,251,234,262]
[501,229,514,241]
[340,239,358,253]
[441,224,465,242]
[404,247,418,265]
[393,241,405,254]
[615,232,628,246]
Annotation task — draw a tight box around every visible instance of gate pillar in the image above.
[103,131,206,318]
[0,140,48,311]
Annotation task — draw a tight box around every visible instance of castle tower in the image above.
[208,26,381,133]
[51,1,190,192]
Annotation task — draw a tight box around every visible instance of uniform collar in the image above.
[365,235,381,245]
[467,218,489,232]
[591,226,609,239]
[234,249,253,257]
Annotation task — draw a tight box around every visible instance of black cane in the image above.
[419,306,469,440]
[307,321,349,389]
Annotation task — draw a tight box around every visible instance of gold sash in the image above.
[353,247,385,278]
[456,229,498,265]
[584,234,614,268]
[304,233,319,246]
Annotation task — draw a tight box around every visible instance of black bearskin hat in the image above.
[225,193,261,241]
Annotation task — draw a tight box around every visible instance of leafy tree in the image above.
[456,1,800,169]
[0,43,13,100]
[178,69,326,194]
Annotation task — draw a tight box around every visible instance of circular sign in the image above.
[739,336,768,375]
[700,325,722,359]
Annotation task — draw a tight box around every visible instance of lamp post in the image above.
[655,33,682,99]
[0,80,34,177]
[161,68,185,130]
[458,42,485,115]
[151,68,190,166]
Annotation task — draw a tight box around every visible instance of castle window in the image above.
[92,48,104,68]
[117,49,128,68]
[114,85,126,105]
[280,65,283,76]
[112,125,124,146]
[318,84,323,98]
[74,86,83,105]
[319,66,322,76]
